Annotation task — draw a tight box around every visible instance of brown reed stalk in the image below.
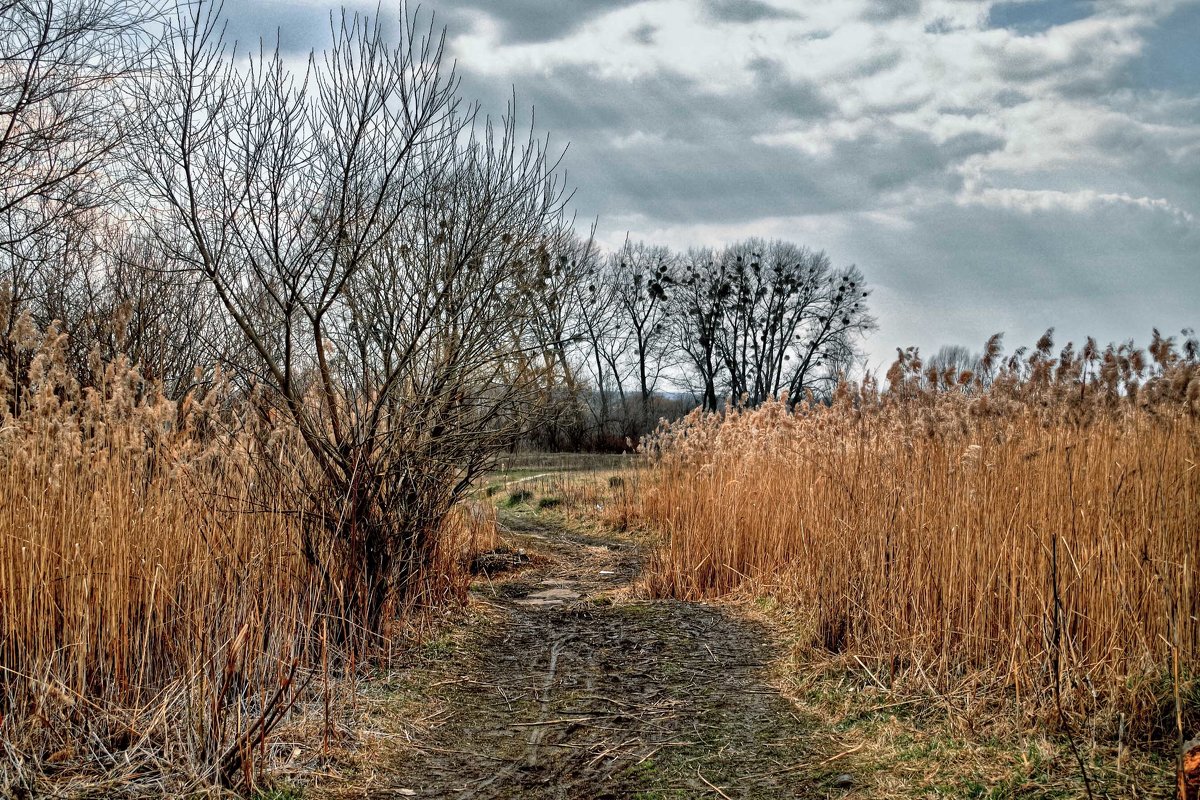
[637,330,1199,741]
[0,311,484,794]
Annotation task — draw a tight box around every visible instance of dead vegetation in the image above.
[636,329,1199,780]
[0,310,502,796]
[3,0,1195,793]
[1,0,570,792]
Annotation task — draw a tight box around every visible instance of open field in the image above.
[491,452,635,476]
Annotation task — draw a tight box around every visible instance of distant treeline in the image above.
[526,237,876,450]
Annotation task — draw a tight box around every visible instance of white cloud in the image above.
[958,186,1197,223]
[611,130,669,150]
[449,0,1198,213]
[424,0,1200,360]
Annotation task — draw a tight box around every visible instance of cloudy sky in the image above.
[227,0,1199,371]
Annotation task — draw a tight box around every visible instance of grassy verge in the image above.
[753,599,1177,798]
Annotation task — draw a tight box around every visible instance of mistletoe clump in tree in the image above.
[674,238,874,408]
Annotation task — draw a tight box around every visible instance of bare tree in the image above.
[1,0,162,386]
[674,246,726,411]
[134,1,570,634]
[520,230,600,447]
[549,235,636,444]
[692,239,874,405]
[98,229,231,395]
[607,239,675,431]
[0,0,159,244]
[925,343,981,391]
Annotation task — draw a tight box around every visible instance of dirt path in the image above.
[359,511,821,799]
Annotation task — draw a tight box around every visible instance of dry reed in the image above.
[0,311,490,795]
[638,331,1199,740]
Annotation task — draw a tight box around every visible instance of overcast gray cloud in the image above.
[439,0,646,43]
[701,0,801,23]
[236,0,1199,371]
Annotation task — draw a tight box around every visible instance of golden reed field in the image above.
[638,332,1198,741]
[0,317,493,794]
[2,307,1196,793]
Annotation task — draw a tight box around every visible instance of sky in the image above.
[226,0,1199,373]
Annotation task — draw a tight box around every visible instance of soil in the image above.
[308,504,1169,799]
[357,511,822,799]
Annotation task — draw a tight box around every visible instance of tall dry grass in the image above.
[0,313,492,795]
[0,318,320,795]
[639,331,1199,739]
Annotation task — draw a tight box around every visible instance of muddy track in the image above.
[373,513,818,799]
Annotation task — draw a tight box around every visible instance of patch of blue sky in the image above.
[986,0,1094,35]
[1122,2,1200,94]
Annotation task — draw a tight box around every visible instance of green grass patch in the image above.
[505,489,533,507]
[420,632,458,660]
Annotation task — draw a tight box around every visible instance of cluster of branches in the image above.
[0,0,198,391]
[532,237,876,448]
[2,0,575,635]
[2,0,878,627]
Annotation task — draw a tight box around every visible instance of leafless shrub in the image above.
[131,1,571,636]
